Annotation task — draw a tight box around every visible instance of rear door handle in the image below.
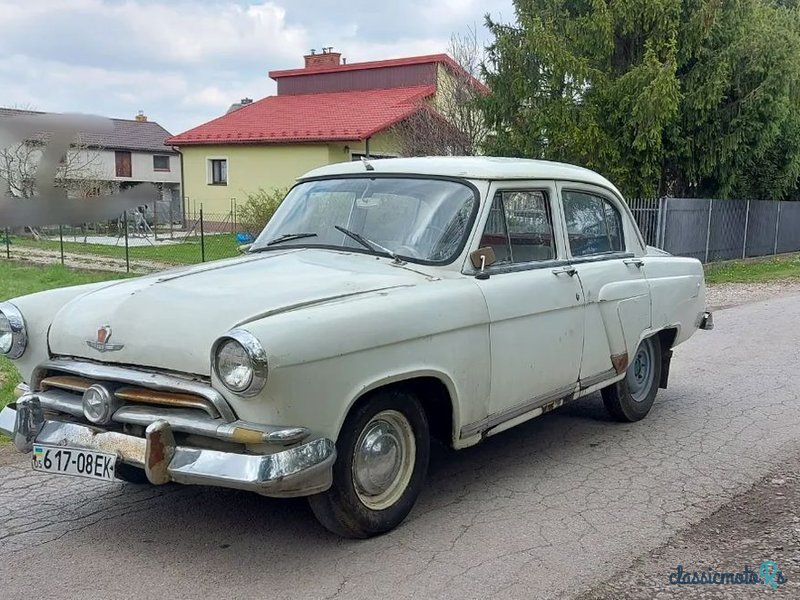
[623,258,644,268]
[552,266,577,277]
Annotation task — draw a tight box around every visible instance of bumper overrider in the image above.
[0,394,336,498]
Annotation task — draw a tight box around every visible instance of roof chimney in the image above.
[303,47,341,69]
[135,110,147,122]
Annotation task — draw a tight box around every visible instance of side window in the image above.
[562,191,625,257]
[479,190,555,264]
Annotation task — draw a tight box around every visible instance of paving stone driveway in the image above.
[0,294,798,600]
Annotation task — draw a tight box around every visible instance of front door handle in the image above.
[623,258,644,268]
[552,266,577,277]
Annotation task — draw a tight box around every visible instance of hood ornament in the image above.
[86,325,124,353]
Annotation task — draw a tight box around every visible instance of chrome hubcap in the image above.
[626,337,655,402]
[352,410,415,511]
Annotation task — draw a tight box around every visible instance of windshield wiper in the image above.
[263,232,318,247]
[334,225,400,261]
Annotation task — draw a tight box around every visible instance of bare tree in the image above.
[0,107,115,237]
[0,136,108,200]
[392,27,490,156]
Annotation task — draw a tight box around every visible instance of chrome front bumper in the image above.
[0,396,336,498]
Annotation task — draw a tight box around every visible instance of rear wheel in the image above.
[308,389,430,538]
[602,335,662,422]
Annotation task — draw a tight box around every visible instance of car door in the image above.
[556,183,651,389]
[467,183,585,436]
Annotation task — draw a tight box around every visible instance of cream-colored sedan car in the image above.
[0,157,712,537]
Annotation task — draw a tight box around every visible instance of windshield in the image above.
[250,177,477,263]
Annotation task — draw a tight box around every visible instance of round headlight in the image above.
[212,330,268,396]
[0,302,27,359]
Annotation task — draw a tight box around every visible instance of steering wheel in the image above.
[397,226,447,260]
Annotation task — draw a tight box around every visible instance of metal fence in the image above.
[629,198,800,262]
[3,196,799,273]
[1,205,259,274]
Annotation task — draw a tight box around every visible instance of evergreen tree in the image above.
[482,0,800,199]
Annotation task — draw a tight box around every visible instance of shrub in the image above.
[237,187,288,237]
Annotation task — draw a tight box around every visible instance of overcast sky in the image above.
[0,0,515,135]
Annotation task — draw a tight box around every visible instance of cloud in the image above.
[0,0,514,134]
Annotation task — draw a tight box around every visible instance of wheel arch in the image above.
[654,326,678,389]
[341,371,459,448]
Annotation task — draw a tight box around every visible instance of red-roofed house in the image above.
[167,50,485,214]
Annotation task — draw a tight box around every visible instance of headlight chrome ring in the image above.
[0,302,27,359]
[212,329,268,397]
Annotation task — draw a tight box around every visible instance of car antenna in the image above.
[361,156,375,171]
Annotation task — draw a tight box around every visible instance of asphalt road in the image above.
[1,293,798,600]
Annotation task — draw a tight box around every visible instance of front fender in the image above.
[221,279,491,445]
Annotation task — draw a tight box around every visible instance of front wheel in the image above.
[308,389,430,538]
[602,335,662,422]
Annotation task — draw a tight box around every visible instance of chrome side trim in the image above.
[460,383,577,439]
[579,368,617,390]
[34,359,236,422]
[0,403,335,498]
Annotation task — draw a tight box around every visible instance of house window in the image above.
[115,151,132,178]
[209,158,227,185]
[153,155,170,171]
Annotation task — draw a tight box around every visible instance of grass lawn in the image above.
[0,262,129,415]
[704,253,800,284]
[9,233,240,265]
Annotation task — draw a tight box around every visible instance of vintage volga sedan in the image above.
[0,157,712,537]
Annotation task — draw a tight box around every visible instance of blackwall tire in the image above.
[602,336,662,423]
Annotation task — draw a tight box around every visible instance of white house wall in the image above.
[71,148,180,184]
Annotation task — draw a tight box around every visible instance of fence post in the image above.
[153,200,158,242]
[58,225,65,265]
[200,205,206,263]
[655,197,665,248]
[704,199,713,263]
[5,228,10,259]
[773,201,781,255]
[123,211,130,273]
[742,199,750,259]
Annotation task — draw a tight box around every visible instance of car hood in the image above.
[48,249,434,375]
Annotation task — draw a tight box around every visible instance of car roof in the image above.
[299,156,623,196]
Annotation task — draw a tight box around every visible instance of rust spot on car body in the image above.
[144,420,175,485]
[611,353,628,374]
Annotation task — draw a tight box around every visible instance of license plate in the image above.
[32,444,117,482]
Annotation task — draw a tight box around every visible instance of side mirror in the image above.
[469,247,497,279]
